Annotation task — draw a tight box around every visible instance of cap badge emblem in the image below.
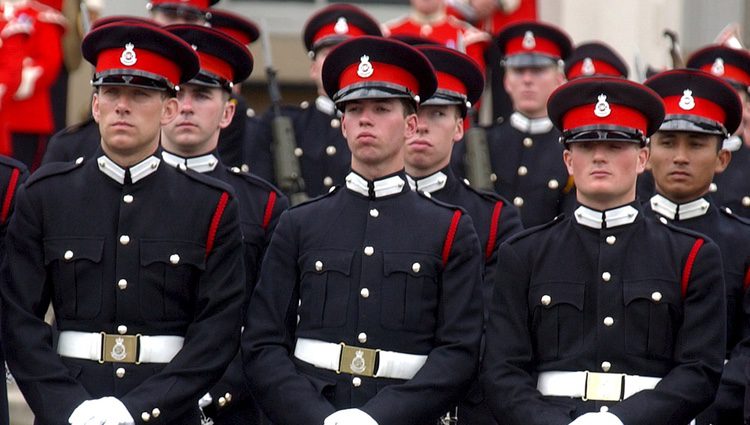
[679,89,695,110]
[711,58,725,76]
[350,350,366,374]
[522,31,536,49]
[111,337,127,361]
[582,57,595,75]
[120,43,137,67]
[334,17,349,34]
[594,94,611,118]
[357,55,373,78]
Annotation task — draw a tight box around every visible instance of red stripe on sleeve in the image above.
[206,192,230,257]
[261,191,278,231]
[1,168,20,224]
[442,210,462,267]
[681,238,704,298]
[484,200,504,261]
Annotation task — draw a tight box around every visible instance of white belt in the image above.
[537,371,661,402]
[57,331,184,364]
[293,337,427,380]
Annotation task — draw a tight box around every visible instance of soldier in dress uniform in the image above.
[454,21,574,228]
[1,22,245,424]
[147,0,218,25]
[482,76,727,425]
[162,24,288,425]
[403,44,522,424]
[253,4,382,197]
[643,69,749,425]
[564,42,628,80]
[686,45,750,218]
[243,36,484,425]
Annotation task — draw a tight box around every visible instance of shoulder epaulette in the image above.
[288,186,340,210]
[461,180,504,202]
[58,118,96,136]
[227,166,284,195]
[417,190,469,214]
[0,155,28,173]
[719,205,750,226]
[25,158,82,187]
[505,214,565,244]
[652,215,709,240]
[178,167,235,195]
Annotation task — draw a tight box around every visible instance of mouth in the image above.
[590,170,611,177]
[176,122,198,128]
[408,139,432,148]
[110,121,133,129]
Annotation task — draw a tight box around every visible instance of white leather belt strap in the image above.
[57,331,184,364]
[293,337,427,380]
[537,371,661,402]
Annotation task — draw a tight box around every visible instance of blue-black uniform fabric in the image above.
[482,202,726,425]
[408,165,523,425]
[0,150,245,424]
[42,118,99,164]
[712,139,750,218]
[0,155,28,425]
[160,150,288,424]
[646,196,750,425]
[217,94,252,169]
[243,170,483,425]
[254,97,351,197]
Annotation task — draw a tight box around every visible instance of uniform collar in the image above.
[574,203,639,229]
[97,154,161,184]
[346,171,407,199]
[510,112,554,135]
[315,95,338,116]
[650,194,711,220]
[406,170,448,194]
[161,150,219,173]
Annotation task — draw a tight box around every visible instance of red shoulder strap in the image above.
[1,168,20,224]
[681,238,704,298]
[261,191,278,231]
[743,265,750,291]
[442,210,462,267]
[484,200,504,261]
[206,192,230,257]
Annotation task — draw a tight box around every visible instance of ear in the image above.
[219,98,236,130]
[453,116,464,142]
[91,92,101,123]
[636,146,650,174]
[404,113,418,139]
[340,112,348,140]
[160,96,179,126]
[715,148,731,174]
[562,148,574,176]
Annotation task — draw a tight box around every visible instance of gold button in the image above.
[326,145,337,155]
[119,235,130,245]
[369,209,379,218]
[231,167,241,173]
[513,197,524,207]
[517,166,528,176]
[743,196,750,207]
[315,260,323,272]
[225,393,232,402]
[293,147,303,157]
[364,246,374,256]
[602,272,611,282]
[412,262,421,273]
[358,332,367,343]
[116,367,125,378]
[141,412,151,422]
[709,182,718,192]
[241,164,250,173]
[330,119,340,129]
[218,397,226,407]
[523,137,533,147]
[360,288,369,298]
[352,377,362,387]
[603,316,614,327]
[548,179,559,190]
[601,361,611,372]
[660,217,668,225]
[117,279,128,290]
[117,325,127,335]
[490,173,497,182]
[323,176,333,187]
[75,157,84,165]
[151,408,160,418]
[651,291,662,302]
[169,254,180,264]
[63,250,74,261]
[123,194,134,204]
[600,406,609,413]
[606,235,616,245]
[541,295,551,306]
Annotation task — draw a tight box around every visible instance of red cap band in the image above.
[217,27,252,45]
[151,0,209,8]
[505,35,561,58]
[435,71,467,96]
[339,61,419,96]
[662,95,726,125]
[197,51,234,82]
[567,59,622,79]
[562,103,648,134]
[699,63,750,86]
[96,46,182,86]
[313,23,366,47]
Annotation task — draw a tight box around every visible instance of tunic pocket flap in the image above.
[529,281,585,310]
[299,250,354,276]
[382,252,438,278]
[43,237,104,265]
[623,279,678,306]
[139,239,206,270]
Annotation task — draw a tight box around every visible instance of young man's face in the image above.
[161,84,235,155]
[404,104,463,176]
[504,65,564,118]
[649,131,730,203]
[93,85,177,162]
[563,141,648,210]
[341,98,417,177]
[150,8,206,25]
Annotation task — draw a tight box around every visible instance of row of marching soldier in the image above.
[0,1,748,425]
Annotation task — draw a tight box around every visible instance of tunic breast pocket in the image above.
[299,250,354,328]
[529,281,585,361]
[380,253,439,332]
[44,237,104,320]
[139,240,206,321]
[623,279,680,359]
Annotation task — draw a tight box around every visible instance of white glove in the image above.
[68,397,134,425]
[198,392,213,408]
[323,408,379,425]
[13,59,42,101]
[569,412,623,425]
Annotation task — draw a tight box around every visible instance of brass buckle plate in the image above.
[338,343,377,377]
[100,333,140,364]
[584,372,624,402]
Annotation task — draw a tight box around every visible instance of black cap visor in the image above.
[504,53,559,68]
[659,114,727,136]
[562,124,647,145]
[334,82,416,108]
[93,69,173,92]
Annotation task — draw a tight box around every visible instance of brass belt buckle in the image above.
[338,343,377,377]
[584,371,625,402]
[100,333,140,364]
